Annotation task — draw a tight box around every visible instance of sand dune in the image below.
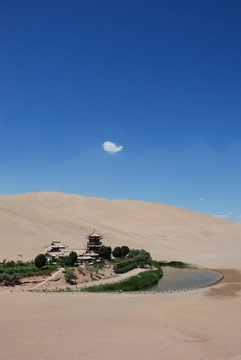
[0,192,241,360]
[0,191,239,267]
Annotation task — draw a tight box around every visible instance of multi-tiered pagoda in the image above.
[86,230,103,253]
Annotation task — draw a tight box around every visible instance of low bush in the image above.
[157,260,189,268]
[114,259,133,269]
[0,264,58,278]
[114,260,137,274]
[1,268,20,285]
[64,268,76,283]
[168,261,189,268]
[114,263,137,274]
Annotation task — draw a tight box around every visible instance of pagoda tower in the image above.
[86,230,103,253]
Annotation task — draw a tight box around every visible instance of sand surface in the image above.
[0,192,241,359]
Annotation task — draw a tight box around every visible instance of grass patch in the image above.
[156,260,190,268]
[81,267,163,292]
[0,264,58,278]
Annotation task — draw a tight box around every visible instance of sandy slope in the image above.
[0,192,241,360]
[0,191,240,267]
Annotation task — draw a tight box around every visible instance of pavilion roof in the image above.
[51,241,67,247]
[45,251,64,257]
[88,230,102,238]
[78,256,92,260]
[44,241,67,249]
[85,252,99,257]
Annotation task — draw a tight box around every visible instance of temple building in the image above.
[43,230,103,264]
[43,241,68,262]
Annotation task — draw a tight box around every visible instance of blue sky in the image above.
[1,0,241,221]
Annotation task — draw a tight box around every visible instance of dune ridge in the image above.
[0,191,240,268]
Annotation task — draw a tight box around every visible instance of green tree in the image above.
[34,254,46,268]
[98,246,112,260]
[68,251,78,266]
[128,249,152,268]
[128,249,140,258]
[121,246,129,257]
[112,247,122,258]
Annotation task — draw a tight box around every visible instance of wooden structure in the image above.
[86,230,103,253]
[43,230,104,263]
[43,241,68,261]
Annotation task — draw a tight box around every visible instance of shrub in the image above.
[114,259,136,273]
[114,262,137,274]
[64,268,76,283]
[114,259,133,269]
[77,266,84,274]
[166,261,188,268]
[1,268,20,285]
[20,265,57,277]
[34,254,46,268]
[6,260,15,268]
[88,267,95,278]
[156,260,189,268]
[16,260,24,267]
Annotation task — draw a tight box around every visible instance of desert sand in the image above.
[0,192,240,360]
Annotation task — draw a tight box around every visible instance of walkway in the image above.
[31,267,148,291]
[76,267,148,289]
[32,269,63,290]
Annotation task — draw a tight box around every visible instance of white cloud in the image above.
[103,141,123,154]
[214,213,241,221]
[214,214,230,219]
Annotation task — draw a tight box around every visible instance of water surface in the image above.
[144,266,221,292]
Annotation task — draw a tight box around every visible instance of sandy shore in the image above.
[0,269,240,360]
